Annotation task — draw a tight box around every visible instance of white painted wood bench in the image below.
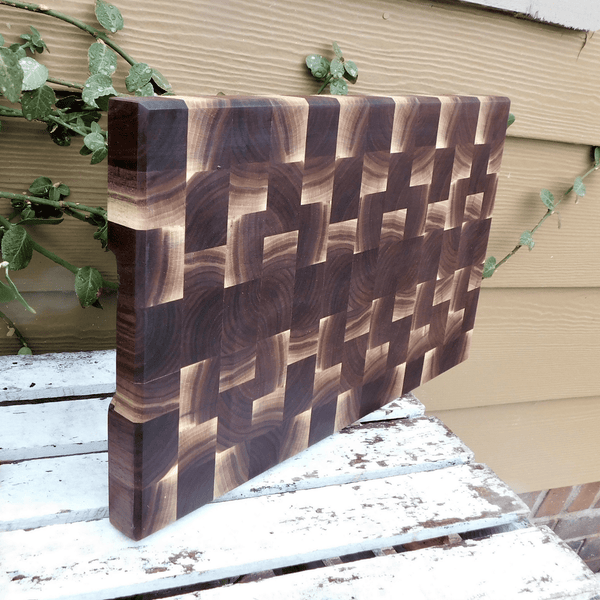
[1,350,598,600]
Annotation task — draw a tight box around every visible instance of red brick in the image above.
[535,486,573,518]
[584,557,600,573]
[554,514,600,540]
[580,536,600,562]
[567,482,600,513]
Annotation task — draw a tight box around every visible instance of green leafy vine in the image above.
[484,119,599,278]
[306,41,358,95]
[0,0,173,353]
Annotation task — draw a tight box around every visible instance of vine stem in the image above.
[0,210,118,291]
[46,76,84,90]
[317,74,333,94]
[0,0,137,65]
[30,239,118,290]
[0,309,30,350]
[0,191,107,219]
[491,156,599,274]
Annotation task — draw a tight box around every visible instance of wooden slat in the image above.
[0,397,110,462]
[0,349,116,403]
[1,453,108,531]
[0,463,529,600]
[417,287,600,409]
[1,0,599,144]
[0,416,472,532]
[175,526,600,600]
[430,394,600,494]
[358,391,424,421]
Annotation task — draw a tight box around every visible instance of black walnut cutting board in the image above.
[107,94,510,539]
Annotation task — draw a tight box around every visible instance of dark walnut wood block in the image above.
[107,94,510,540]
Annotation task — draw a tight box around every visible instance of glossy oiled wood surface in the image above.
[107,94,509,539]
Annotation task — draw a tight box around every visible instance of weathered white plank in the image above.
[1,417,473,532]
[177,526,600,600]
[0,396,110,462]
[0,453,109,532]
[0,463,529,600]
[219,416,473,500]
[0,350,116,403]
[358,391,424,422]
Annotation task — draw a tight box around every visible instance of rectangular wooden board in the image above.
[107,94,510,539]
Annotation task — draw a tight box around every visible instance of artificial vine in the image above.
[305,41,358,95]
[0,0,172,353]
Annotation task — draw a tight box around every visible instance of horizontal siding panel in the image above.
[1,0,600,144]
[0,292,116,356]
[429,395,600,493]
[485,137,600,288]
[416,287,600,409]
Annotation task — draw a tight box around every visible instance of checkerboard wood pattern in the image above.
[107,94,510,540]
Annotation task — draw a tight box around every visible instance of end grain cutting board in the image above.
[107,94,510,539]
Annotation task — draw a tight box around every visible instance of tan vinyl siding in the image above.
[0,0,598,492]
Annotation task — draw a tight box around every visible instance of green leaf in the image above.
[79,144,93,156]
[82,74,117,108]
[573,176,586,197]
[56,183,70,197]
[48,186,60,202]
[75,266,104,307]
[18,346,33,355]
[20,84,56,120]
[93,222,108,249]
[84,131,106,152]
[520,230,535,251]
[306,54,329,79]
[125,62,153,93]
[20,26,48,54]
[135,81,154,96]
[95,0,124,33]
[1,225,33,270]
[0,34,4,47]
[329,78,348,95]
[594,147,599,167]
[88,42,118,76]
[0,280,16,303]
[151,68,172,92]
[28,176,53,195]
[305,54,323,70]
[330,57,345,78]
[21,207,35,220]
[19,57,48,91]
[332,41,343,59]
[90,146,108,164]
[9,44,27,60]
[540,188,555,210]
[343,60,358,81]
[507,113,516,128]
[0,47,24,103]
[482,256,497,279]
[3,266,36,313]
